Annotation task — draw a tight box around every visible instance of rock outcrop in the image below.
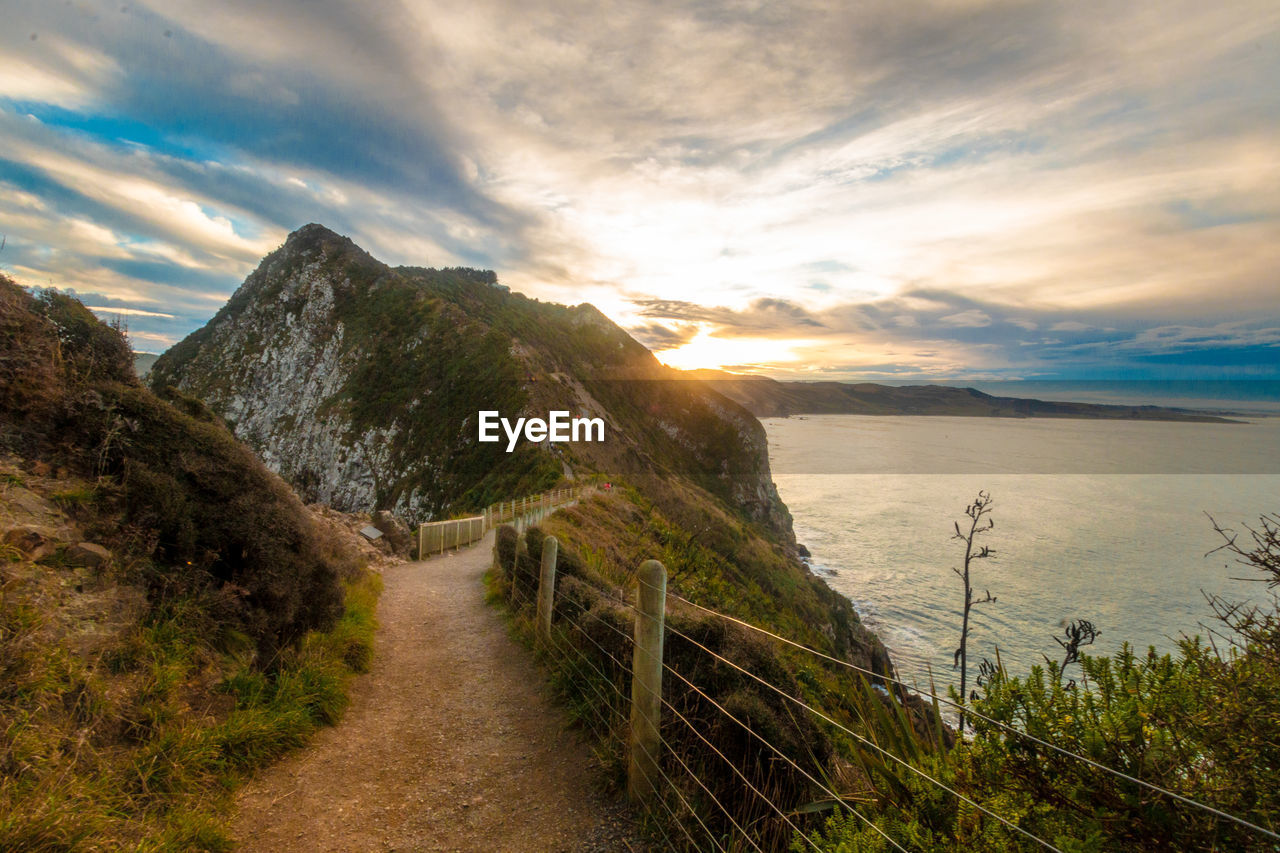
[150,225,792,537]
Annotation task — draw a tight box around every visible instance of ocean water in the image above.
[762,415,1280,692]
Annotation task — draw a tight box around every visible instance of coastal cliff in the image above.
[151,224,790,534]
[149,223,889,684]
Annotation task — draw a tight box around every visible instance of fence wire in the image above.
[664,588,1280,844]
[550,569,1063,850]
[493,502,1280,851]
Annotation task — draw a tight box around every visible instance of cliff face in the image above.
[152,225,453,515]
[146,224,897,701]
[150,225,791,535]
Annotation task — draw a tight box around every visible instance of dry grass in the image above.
[0,561,382,851]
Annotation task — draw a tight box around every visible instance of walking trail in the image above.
[232,531,640,852]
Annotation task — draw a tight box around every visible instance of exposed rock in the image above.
[5,485,57,520]
[150,225,794,539]
[3,525,56,560]
[373,510,411,557]
[306,503,404,570]
[66,541,112,568]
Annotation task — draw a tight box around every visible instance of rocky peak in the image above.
[150,226,796,540]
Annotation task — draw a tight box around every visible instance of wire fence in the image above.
[488,516,1280,852]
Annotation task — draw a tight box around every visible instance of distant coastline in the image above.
[688,370,1251,423]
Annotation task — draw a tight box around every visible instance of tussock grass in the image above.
[0,571,382,852]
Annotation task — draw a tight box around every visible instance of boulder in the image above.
[3,525,55,560]
[66,541,112,568]
[373,511,412,557]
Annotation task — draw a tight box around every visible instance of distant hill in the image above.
[682,369,1241,423]
[132,351,159,376]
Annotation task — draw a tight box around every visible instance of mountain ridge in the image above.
[149,224,790,532]
[680,369,1242,422]
[147,220,896,694]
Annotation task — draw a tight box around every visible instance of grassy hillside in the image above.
[490,488,943,849]
[0,276,380,850]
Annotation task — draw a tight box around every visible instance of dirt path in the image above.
[232,532,639,852]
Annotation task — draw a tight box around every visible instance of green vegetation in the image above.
[1,275,383,849]
[580,483,882,664]
[4,279,348,656]
[149,227,566,521]
[0,566,381,851]
[498,482,1280,850]
[490,488,936,850]
[801,513,1280,852]
[331,264,552,511]
[147,225,787,535]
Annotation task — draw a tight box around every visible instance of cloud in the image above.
[634,297,825,336]
[627,321,700,350]
[83,305,174,318]
[630,286,1280,379]
[939,310,992,328]
[0,0,1276,376]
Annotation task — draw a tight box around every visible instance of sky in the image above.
[2,0,1278,380]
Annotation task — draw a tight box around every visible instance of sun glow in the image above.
[655,327,810,371]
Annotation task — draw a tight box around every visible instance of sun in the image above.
[655,328,808,372]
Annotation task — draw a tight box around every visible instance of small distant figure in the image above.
[603,482,611,490]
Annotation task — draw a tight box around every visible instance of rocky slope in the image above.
[150,224,789,533]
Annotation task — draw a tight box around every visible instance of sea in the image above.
[762,405,1280,694]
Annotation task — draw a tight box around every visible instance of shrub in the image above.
[495,525,518,580]
[805,513,1280,851]
[0,277,346,658]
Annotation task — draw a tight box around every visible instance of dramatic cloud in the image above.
[636,289,1280,380]
[1,0,1277,375]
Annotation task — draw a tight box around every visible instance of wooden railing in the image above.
[416,486,589,557]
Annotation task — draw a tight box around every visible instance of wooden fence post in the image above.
[628,559,667,804]
[536,535,558,642]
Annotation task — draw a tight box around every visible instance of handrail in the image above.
[416,485,592,557]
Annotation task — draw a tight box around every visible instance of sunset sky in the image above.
[2,0,1278,380]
